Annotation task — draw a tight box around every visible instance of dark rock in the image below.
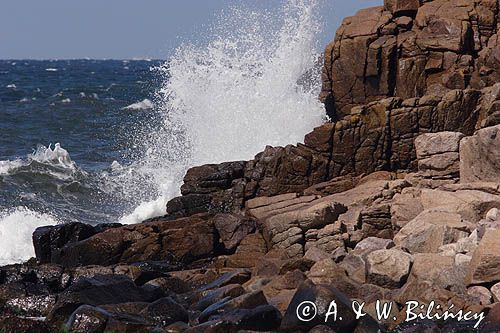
[48,274,164,323]
[140,297,188,327]
[0,316,56,333]
[198,291,268,323]
[194,284,245,311]
[33,223,95,264]
[480,303,500,333]
[65,304,154,333]
[281,279,379,332]
[391,319,440,333]
[200,269,251,291]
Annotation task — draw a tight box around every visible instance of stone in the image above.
[281,280,370,332]
[32,222,120,264]
[307,259,361,298]
[198,291,268,323]
[420,188,500,222]
[460,125,500,183]
[397,253,466,303]
[213,213,256,251]
[467,228,500,285]
[384,0,421,16]
[466,286,492,306]
[352,237,394,256]
[390,188,423,229]
[140,297,189,327]
[414,132,464,159]
[491,282,500,302]
[394,209,469,253]
[480,303,500,333]
[366,249,413,288]
[486,207,499,221]
[48,274,164,322]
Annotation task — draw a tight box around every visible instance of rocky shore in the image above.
[1,0,499,332]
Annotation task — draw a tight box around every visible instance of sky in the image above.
[0,0,382,60]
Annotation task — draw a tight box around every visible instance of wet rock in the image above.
[194,284,245,312]
[48,274,164,322]
[32,222,120,264]
[198,290,268,323]
[140,297,189,327]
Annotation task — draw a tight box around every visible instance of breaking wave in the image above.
[120,0,326,223]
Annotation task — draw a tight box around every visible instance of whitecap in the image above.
[0,159,24,175]
[45,68,58,72]
[123,99,154,111]
[31,143,77,170]
[0,207,58,265]
[6,84,16,89]
[61,98,71,103]
[20,97,29,103]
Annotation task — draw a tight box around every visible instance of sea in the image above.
[0,0,326,265]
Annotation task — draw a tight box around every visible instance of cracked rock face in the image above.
[320,0,499,119]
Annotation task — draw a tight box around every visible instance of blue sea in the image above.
[0,59,162,223]
[0,1,326,264]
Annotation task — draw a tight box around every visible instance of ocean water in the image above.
[0,0,326,265]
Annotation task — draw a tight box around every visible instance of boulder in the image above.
[394,209,469,253]
[48,274,164,323]
[366,249,413,288]
[32,222,120,264]
[213,214,256,251]
[281,280,364,332]
[466,286,492,306]
[467,228,500,285]
[460,125,500,183]
[491,282,500,302]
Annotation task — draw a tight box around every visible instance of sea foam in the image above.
[0,207,58,265]
[120,0,325,224]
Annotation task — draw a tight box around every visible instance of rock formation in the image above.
[0,0,499,332]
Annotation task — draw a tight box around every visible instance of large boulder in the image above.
[394,209,469,253]
[467,228,500,285]
[366,249,413,288]
[460,124,500,183]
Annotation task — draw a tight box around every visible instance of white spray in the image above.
[120,0,326,224]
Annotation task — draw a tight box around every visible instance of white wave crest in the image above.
[123,99,154,111]
[119,0,325,223]
[0,207,58,265]
[31,143,77,170]
[0,159,24,175]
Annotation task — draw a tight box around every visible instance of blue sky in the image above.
[0,0,382,59]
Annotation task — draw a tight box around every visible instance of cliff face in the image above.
[320,0,499,119]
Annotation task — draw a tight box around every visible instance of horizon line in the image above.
[0,58,165,61]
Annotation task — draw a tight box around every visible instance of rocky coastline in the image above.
[1,0,499,332]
